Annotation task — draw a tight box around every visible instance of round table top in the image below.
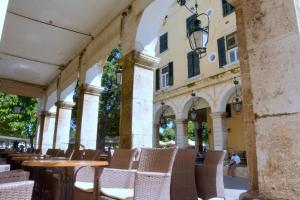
[22,160,109,168]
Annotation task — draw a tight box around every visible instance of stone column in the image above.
[75,84,102,150]
[210,112,228,150]
[227,0,300,199]
[175,119,188,148]
[53,101,75,150]
[119,51,159,149]
[40,111,56,154]
[153,124,160,147]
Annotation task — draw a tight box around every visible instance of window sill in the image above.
[156,86,171,94]
[159,48,169,55]
[222,61,240,69]
[186,74,204,83]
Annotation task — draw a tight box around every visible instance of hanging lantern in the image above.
[190,108,197,121]
[13,103,21,114]
[177,0,210,58]
[187,16,209,57]
[233,77,242,112]
[160,102,168,128]
[116,68,123,86]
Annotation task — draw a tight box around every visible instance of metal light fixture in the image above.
[13,103,21,114]
[160,102,167,129]
[116,68,123,86]
[190,91,197,121]
[233,77,242,112]
[177,0,210,58]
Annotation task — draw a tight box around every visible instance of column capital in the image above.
[78,84,103,96]
[210,112,227,119]
[119,50,160,71]
[55,101,75,110]
[40,111,56,118]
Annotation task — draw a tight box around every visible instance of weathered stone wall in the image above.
[237,0,300,199]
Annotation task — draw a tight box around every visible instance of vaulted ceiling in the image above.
[0,0,132,86]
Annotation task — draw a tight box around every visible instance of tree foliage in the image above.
[97,46,122,149]
[0,93,38,139]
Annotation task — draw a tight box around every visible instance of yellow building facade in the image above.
[153,0,245,153]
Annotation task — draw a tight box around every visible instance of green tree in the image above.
[188,121,195,141]
[0,93,38,145]
[97,46,122,150]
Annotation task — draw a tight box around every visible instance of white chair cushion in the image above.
[101,188,134,200]
[74,182,94,192]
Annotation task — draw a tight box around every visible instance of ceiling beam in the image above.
[7,11,93,38]
[0,51,65,70]
[0,78,46,98]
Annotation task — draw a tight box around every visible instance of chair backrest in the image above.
[46,149,53,156]
[69,150,84,160]
[65,148,74,158]
[138,148,178,173]
[203,150,226,166]
[110,149,138,169]
[171,149,197,200]
[34,149,41,154]
[83,149,101,160]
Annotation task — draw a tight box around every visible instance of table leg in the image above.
[58,167,75,200]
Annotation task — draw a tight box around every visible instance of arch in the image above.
[135,0,175,56]
[216,81,242,112]
[180,92,213,119]
[154,103,176,124]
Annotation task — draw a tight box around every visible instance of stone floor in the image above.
[199,176,248,200]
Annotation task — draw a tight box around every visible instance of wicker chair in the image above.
[65,148,74,158]
[0,165,10,172]
[73,149,138,200]
[0,181,34,200]
[98,148,178,200]
[83,149,101,160]
[171,149,197,200]
[195,150,226,200]
[0,170,30,184]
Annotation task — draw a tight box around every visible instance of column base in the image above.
[240,191,283,200]
[239,191,260,200]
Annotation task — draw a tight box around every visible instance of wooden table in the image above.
[12,156,45,161]
[22,160,108,200]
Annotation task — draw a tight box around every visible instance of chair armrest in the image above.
[0,170,30,184]
[0,181,34,199]
[134,171,172,200]
[99,168,136,189]
[74,166,95,182]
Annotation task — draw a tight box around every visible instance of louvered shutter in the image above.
[155,69,160,91]
[187,52,194,78]
[193,51,200,76]
[217,37,227,67]
[168,62,174,86]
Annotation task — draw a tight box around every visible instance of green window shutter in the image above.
[187,51,194,78]
[168,62,174,86]
[193,51,200,76]
[160,33,168,53]
[217,37,227,67]
[155,69,160,91]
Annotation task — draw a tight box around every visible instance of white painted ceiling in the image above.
[0,0,132,86]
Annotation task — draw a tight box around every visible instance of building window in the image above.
[155,62,173,91]
[228,47,239,64]
[187,51,200,78]
[222,0,234,17]
[217,32,239,67]
[226,32,238,50]
[160,33,168,53]
[161,66,169,88]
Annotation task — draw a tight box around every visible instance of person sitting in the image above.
[228,152,241,177]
